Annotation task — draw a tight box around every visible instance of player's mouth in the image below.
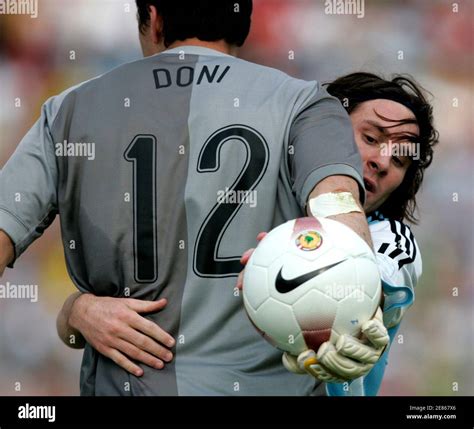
[364,177,377,194]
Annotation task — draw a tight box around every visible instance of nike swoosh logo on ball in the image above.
[275,259,348,294]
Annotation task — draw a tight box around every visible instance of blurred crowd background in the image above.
[0,0,472,395]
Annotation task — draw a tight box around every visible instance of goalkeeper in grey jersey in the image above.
[56,70,437,396]
[0,1,436,396]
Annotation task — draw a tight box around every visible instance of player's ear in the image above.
[148,5,164,46]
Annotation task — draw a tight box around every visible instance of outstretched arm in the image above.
[307,174,373,249]
[239,175,386,383]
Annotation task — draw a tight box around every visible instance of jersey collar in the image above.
[161,46,233,57]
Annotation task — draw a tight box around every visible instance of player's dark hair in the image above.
[136,0,253,48]
[325,72,439,224]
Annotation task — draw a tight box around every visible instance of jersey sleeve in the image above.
[288,85,365,210]
[0,96,62,265]
[327,219,422,397]
[369,219,422,328]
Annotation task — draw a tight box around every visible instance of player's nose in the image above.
[368,151,390,176]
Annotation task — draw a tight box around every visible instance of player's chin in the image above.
[363,192,379,213]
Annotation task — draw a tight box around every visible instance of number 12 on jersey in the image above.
[124,126,269,284]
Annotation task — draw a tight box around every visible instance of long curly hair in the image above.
[325,72,439,224]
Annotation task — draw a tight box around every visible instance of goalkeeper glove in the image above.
[282,307,389,383]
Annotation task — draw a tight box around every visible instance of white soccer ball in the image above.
[243,216,381,356]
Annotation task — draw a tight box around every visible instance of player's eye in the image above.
[392,157,403,167]
[364,135,377,144]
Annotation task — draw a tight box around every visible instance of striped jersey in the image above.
[327,214,422,396]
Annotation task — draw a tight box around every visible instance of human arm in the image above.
[288,85,372,249]
[0,97,62,268]
[57,292,176,377]
[56,291,87,349]
[280,85,387,379]
[307,175,373,249]
[237,86,387,381]
[1,94,177,376]
[0,230,14,277]
[289,170,389,381]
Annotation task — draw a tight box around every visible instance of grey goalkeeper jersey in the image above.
[0,46,364,396]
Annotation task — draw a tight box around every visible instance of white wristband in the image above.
[308,192,362,218]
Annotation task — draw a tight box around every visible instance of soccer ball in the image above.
[243,216,381,356]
